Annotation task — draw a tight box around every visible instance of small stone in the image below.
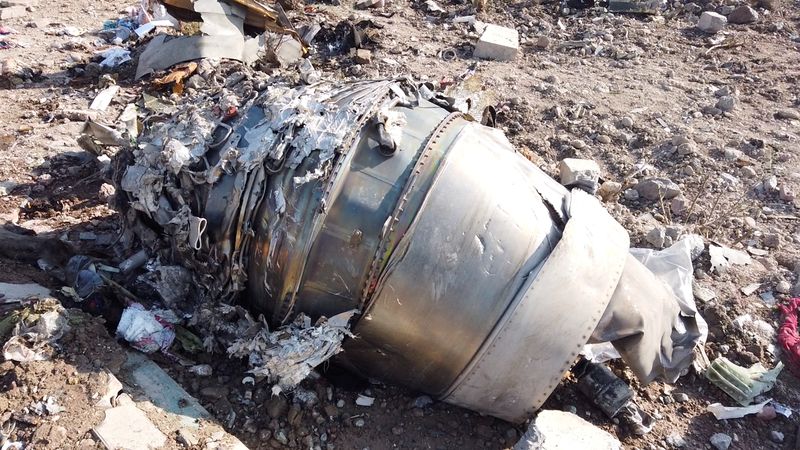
[673,393,689,402]
[0,180,19,197]
[558,158,601,193]
[636,177,681,201]
[266,395,289,419]
[571,139,586,149]
[48,425,67,447]
[0,5,26,19]
[764,233,781,248]
[769,430,784,443]
[413,395,433,408]
[716,95,736,112]
[177,428,199,447]
[775,109,800,120]
[275,430,289,445]
[624,188,639,201]
[776,281,791,294]
[354,49,372,64]
[598,181,622,202]
[728,5,759,24]
[763,175,779,193]
[666,432,687,447]
[199,386,228,400]
[697,11,727,33]
[671,196,689,216]
[741,166,757,178]
[758,405,777,420]
[709,432,732,450]
[646,227,666,248]
[619,116,634,128]
[354,418,366,427]
[391,426,404,435]
[473,24,519,61]
[596,134,611,144]
[535,35,550,49]
[780,184,795,202]
[723,148,743,160]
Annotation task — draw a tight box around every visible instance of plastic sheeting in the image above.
[590,235,707,383]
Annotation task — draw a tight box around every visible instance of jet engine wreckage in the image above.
[109,67,705,424]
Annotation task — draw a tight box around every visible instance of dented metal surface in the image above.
[115,69,704,423]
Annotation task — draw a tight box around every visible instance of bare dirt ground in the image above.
[1,0,799,448]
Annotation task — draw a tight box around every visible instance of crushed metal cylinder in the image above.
[115,75,704,423]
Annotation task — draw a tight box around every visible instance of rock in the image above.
[764,233,780,248]
[697,11,727,33]
[741,166,757,178]
[0,180,18,197]
[0,5,27,19]
[769,430,784,443]
[391,426,404,435]
[535,35,550,49]
[619,116,634,128]
[728,5,759,24]
[646,227,666,248]
[776,280,791,294]
[199,386,228,400]
[716,95,736,112]
[673,393,689,402]
[354,49,372,64]
[780,184,795,202]
[266,395,289,419]
[763,175,779,193]
[596,134,611,144]
[709,432,732,450]
[685,2,702,13]
[598,181,622,202]
[48,425,68,447]
[671,196,689,215]
[758,405,777,420]
[624,189,639,201]
[571,139,586,149]
[515,410,621,450]
[666,433,687,447]
[177,428,199,446]
[354,418,366,427]
[473,24,519,61]
[558,158,601,193]
[413,395,433,408]
[636,177,681,201]
[775,109,800,120]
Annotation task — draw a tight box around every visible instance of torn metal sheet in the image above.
[89,85,119,111]
[135,34,263,79]
[194,0,247,36]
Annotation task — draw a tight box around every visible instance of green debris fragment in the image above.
[174,325,203,353]
[706,356,783,406]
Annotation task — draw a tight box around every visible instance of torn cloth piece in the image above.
[116,302,179,353]
[227,310,356,394]
[778,298,800,377]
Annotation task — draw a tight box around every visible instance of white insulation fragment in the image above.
[227,310,356,394]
